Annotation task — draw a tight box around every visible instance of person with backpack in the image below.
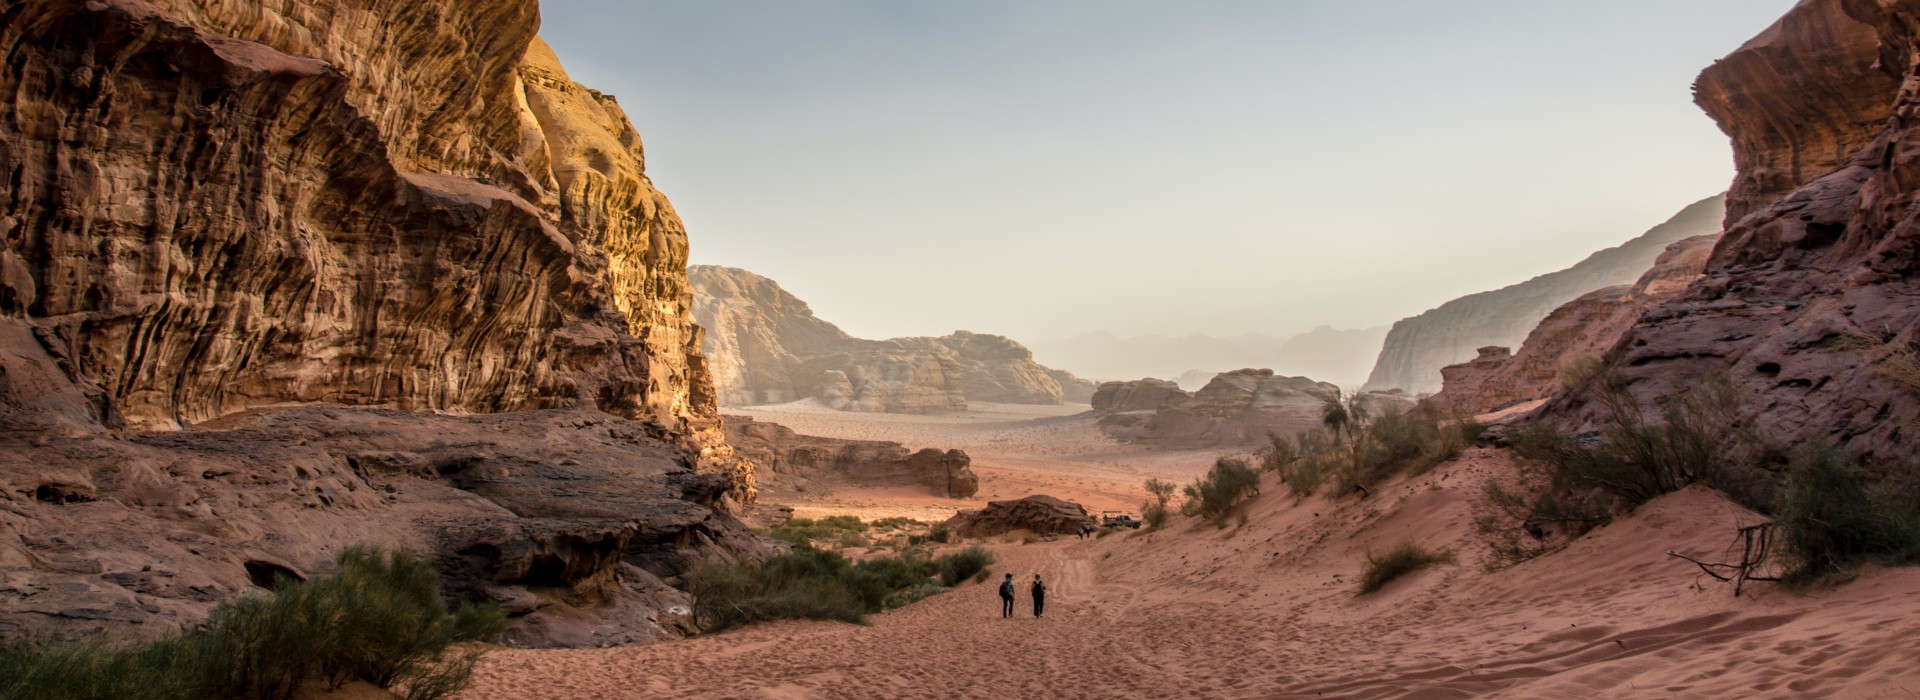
[999,572,1015,618]
[1031,574,1047,618]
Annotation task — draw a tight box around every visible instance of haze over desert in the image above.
[6,1,1920,699]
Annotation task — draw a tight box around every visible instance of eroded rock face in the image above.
[692,266,1093,412]
[1432,234,1720,416]
[945,495,1096,538]
[0,0,764,647]
[0,405,769,648]
[0,1,710,434]
[1543,0,1920,476]
[723,416,978,498]
[1363,196,1726,395]
[1105,370,1338,449]
[1090,379,1191,413]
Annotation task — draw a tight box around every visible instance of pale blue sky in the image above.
[540,1,1793,342]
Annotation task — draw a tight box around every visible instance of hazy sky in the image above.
[540,1,1793,342]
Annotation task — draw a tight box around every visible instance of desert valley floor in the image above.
[460,408,1920,699]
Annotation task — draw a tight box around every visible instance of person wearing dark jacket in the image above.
[999,573,1015,618]
[1031,574,1047,618]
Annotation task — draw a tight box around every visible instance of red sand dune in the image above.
[462,448,1920,699]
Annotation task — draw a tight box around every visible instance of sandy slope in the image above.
[463,448,1920,698]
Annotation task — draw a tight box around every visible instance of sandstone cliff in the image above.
[691,265,1095,412]
[0,0,763,645]
[1103,369,1340,449]
[1431,234,1720,416]
[1543,0,1920,476]
[724,416,979,499]
[1363,195,1726,395]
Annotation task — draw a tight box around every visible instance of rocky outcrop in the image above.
[1105,370,1339,448]
[1091,379,1191,412]
[946,496,1096,538]
[723,416,979,498]
[1431,234,1720,416]
[1363,195,1726,395]
[0,405,768,648]
[0,1,714,436]
[1542,0,1920,476]
[0,0,764,646]
[691,266,1093,412]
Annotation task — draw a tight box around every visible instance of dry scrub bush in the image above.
[1182,458,1261,523]
[1776,445,1920,583]
[687,546,993,632]
[1357,542,1456,595]
[1141,478,1178,529]
[1264,398,1481,499]
[0,547,505,700]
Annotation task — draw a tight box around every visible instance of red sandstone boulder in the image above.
[945,496,1097,538]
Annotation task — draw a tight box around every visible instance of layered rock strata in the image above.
[723,416,979,498]
[0,405,767,648]
[692,266,1095,412]
[1431,234,1720,416]
[1103,370,1341,449]
[0,0,763,645]
[1091,378,1191,413]
[1363,195,1726,395]
[1544,0,1920,477]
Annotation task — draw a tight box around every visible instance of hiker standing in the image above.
[1031,574,1047,618]
[999,573,1015,618]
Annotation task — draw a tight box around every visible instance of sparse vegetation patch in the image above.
[1357,542,1456,594]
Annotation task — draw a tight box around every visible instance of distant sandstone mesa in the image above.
[0,0,764,646]
[1364,195,1726,395]
[691,265,1096,413]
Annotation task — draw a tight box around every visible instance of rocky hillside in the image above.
[1546,0,1920,473]
[724,416,979,499]
[1430,233,1720,416]
[692,265,1096,412]
[0,0,761,645]
[1363,195,1726,395]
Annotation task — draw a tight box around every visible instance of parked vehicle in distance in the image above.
[1101,511,1143,529]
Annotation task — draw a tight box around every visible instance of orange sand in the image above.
[463,447,1920,699]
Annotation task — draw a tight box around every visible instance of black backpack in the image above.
[999,579,1014,597]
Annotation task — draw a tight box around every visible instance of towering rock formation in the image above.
[1431,234,1720,416]
[1364,195,1726,395]
[0,0,762,645]
[691,265,1096,412]
[1546,0,1920,475]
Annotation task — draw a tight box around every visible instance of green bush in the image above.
[1265,405,1478,498]
[1142,478,1178,529]
[0,546,504,700]
[1776,445,1920,582]
[1182,458,1261,522]
[687,545,992,632]
[1357,542,1456,595]
[934,546,994,587]
[762,516,873,548]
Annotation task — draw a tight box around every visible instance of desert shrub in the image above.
[1266,402,1479,498]
[868,517,920,530]
[928,522,951,544]
[762,516,873,548]
[1357,542,1456,595]
[1513,373,1756,509]
[934,546,995,587]
[1775,445,1920,582]
[1183,458,1262,522]
[688,545,988,631]
[1142,478,1178,529]
[0,546,503,700]
[1261,433,1300,474]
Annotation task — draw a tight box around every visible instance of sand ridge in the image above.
[463,448,1920,698]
